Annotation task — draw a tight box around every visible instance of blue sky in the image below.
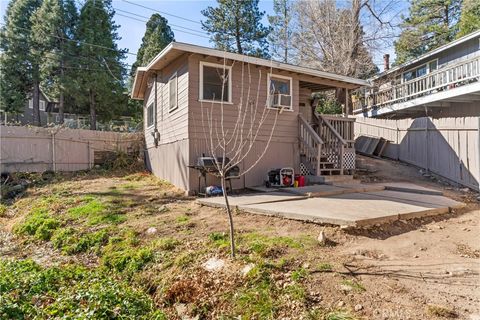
[0,0,405,72]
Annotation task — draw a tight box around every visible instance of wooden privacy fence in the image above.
[0,126,143,173]
[355,117,480,191]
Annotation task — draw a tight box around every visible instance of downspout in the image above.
[153,72,160,147]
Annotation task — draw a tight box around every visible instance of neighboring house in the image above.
[1,89,84,126]
[353,30,480,118]
[131,42,368,194]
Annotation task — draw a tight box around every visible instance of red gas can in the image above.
[298,175,305,187]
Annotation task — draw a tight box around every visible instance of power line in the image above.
[113,11,210,39]
[0,22,137,56]
[120,0,202,26]
[113,7,207,36]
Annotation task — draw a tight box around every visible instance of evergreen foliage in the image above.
[31,0,78,123]
[458,0,480,37]
[201,0,270,57]
[75,0,126,130]
[130,13,174,77]
[0,0,42,118]
[394,0,462,64]
[267,0,293,63]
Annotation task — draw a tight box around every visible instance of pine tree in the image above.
[130,13,174,78]
[201,0,270,57]
[31,0,78,124]
[458,0,480,37]
[0,0,42,125]
[75,0,126,130]
[394,0,462,64]
[268,0,293,63]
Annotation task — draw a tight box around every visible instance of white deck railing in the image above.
[353,55,480,112]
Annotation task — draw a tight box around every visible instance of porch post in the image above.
[345,89,349,116]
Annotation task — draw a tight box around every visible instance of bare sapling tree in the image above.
[200,59,282,258]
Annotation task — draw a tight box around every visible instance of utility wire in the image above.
[120,0,202,26]
[0,22,137,56]
[114,11,210,39]
[113,7,207,36]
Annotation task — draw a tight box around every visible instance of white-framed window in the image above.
[267,73,293,111]
[169,72,178,112]
[28,99,47,111]
[199,61,232,103]
[402,59,438,83]
[146,102,154,128]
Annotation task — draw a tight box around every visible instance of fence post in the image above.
[88,141,91,169]
[51,133,56,172]
[478,116,480,192]
[425,118,429,173]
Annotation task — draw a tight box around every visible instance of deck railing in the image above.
[314,113,355,174]
[353,55,480,112]
[298,114,323,175]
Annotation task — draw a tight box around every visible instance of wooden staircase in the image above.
[298,113,356,178]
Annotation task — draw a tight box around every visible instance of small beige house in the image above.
[131,42,368,194]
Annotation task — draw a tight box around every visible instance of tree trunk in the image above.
[59,92,65,124]
[59,62,65,124]
[347,0,361,77]
[89,89,96,130]
[234,3,242,54]
[283,1,288,63]
[32,79,41,126]
[221,176,236,258]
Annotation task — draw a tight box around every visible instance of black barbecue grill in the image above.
[188,156,240,196]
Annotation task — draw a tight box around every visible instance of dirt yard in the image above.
[0,160,479,319]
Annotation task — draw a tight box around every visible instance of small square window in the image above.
[268,74,292,110]
[200,62,232,103]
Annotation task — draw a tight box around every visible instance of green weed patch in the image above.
[0,259,166,319]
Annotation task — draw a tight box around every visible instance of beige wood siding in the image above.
[144,54,189,147]
[143,54,191,193]
[187,55,302,192]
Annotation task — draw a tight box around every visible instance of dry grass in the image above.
[0,169,477,319]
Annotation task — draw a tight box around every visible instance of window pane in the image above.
[270,78,290,95]
[417,65,427,77]
[202,66,229,101]
[169,76,177,109]
[403,71,415,82]
[147,103,154,127]
[429,61,437,72]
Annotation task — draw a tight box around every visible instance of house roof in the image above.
[131,42,370,100]
[372,30,480,80]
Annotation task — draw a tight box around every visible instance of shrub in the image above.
[314,93,343,115]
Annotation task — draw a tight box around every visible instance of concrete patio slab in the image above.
[247,185,280,193]
[375,182,444,196]
[237,190,464,227]
[281,183,385,197]
[197,192,306,208]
